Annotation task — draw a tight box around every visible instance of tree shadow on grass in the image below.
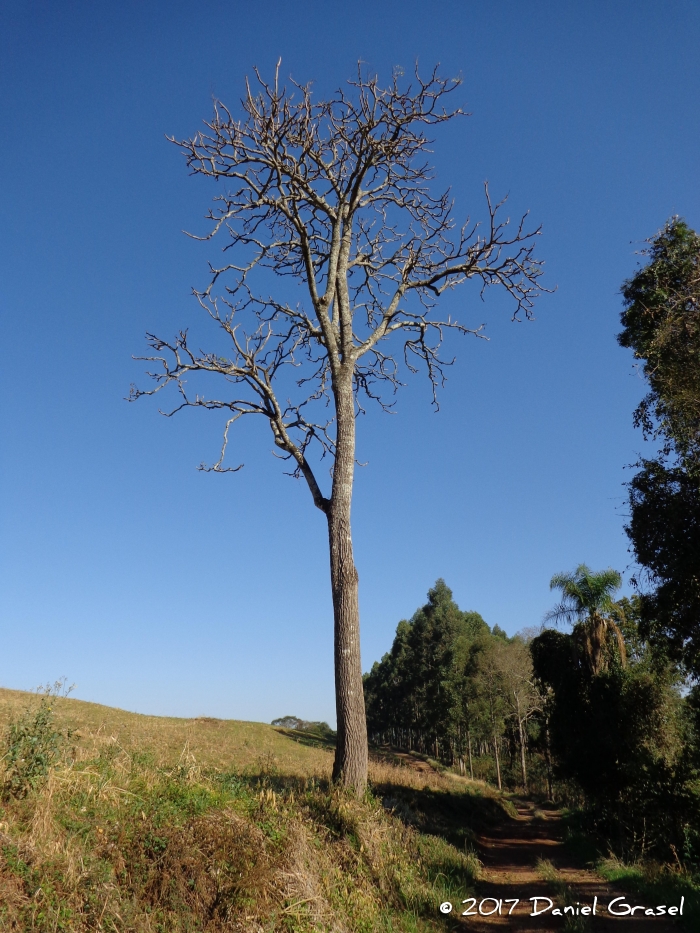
[372,779,515,851]
[272,726,336,751]
[213,768,487,929]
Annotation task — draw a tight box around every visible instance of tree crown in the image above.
[546,564,622,626]
[618,218,700,466]
[129,65,546,507]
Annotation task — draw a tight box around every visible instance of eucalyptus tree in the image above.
[470,637,508,789]
[546,565,626,676]
[130,64,546,794]
[492,637,541,792]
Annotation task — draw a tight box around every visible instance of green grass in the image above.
[597,858,700,930]
[0,687,486,932]
[559,807,700,931]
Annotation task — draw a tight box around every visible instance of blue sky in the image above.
[1,1,698,724]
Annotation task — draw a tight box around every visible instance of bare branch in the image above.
[136,63,546,497]
[132,64,549,793]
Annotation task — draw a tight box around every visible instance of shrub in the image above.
[1,683,73,798]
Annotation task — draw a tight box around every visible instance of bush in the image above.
[1,683,73,798]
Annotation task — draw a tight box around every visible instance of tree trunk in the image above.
[544,720,554,801]
[493,730,502,791]
[467,730,474,780]
[518,718,528,793]
[329,376,368,795]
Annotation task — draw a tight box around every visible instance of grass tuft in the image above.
[536,858,591,933]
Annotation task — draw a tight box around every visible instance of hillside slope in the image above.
[0,687,487,932]
[0,687,336,777]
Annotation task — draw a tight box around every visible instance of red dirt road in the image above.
[454,798,682,932]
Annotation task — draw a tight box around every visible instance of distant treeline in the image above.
[271,716,336,740]
[364,575,700,865]
[364,580,539,792]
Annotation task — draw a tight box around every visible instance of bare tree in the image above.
[493,638,541,793]
[129,63,546,795]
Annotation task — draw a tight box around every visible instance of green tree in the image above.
[365,584,542,791]
[364,580,489,762]
[531,612,696,861]
[408,580,481,759]
[546,564,626,675]
[618,218,700,465]
[618,219,700,676]
[627,463,700,673]
[469,637,508,789]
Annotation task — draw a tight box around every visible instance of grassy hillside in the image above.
[0,688,337,778]
[0,687,502,932]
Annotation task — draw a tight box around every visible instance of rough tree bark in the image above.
[130,64,546,795]
[328,375,367,786]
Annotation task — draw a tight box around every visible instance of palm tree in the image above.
[546,564,627,675]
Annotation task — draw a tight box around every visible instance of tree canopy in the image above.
[619,219,700,464]
[531,592,696,862]
[618,219,700,677]
[546,564,626,675]
[364,581,540,789]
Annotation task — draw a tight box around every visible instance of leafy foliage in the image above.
[627,462,700,673]
[364,580,488,755]
[546,564,622,625]
[271,716,336,740]
[546,564,626,675]
[1,685,73,798]
[618,218,700,677]
[531,594,699,863]
[618,218,700,463]
[364,581,541,790]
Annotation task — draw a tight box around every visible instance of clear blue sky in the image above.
[1,1,698,725]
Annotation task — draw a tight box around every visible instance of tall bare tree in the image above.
[130,64,546,795]
[491,638,541,793]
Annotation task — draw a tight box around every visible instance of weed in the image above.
[1,682,74,799]
[560,808,699,931]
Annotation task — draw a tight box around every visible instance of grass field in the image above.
[0,687,500,932]
[0,687,339,779]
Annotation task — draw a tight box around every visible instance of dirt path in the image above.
[379,749,438,775]
[458,798,682,932]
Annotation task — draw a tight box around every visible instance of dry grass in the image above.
[0,688,489,932]
[0,688,335,778]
